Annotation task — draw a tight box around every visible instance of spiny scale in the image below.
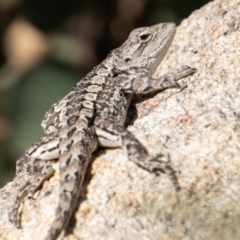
[8,23,196,240]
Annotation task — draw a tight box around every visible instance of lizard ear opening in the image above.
[139,33,152,42]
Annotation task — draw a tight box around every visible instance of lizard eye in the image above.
[139,33,152,42]
[124,58,132,63]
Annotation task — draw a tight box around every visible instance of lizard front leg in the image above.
[95,122,179,189]
[119,65,196,94]
[8,136,60,228]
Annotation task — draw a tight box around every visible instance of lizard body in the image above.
[9,23,196,240]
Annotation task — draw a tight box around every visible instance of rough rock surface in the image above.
[1,0,240,239]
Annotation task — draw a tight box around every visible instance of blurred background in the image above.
[0,0,210,187]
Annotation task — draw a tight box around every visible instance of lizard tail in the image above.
[44,127,96,240]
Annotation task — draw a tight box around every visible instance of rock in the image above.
[1,0,240,239]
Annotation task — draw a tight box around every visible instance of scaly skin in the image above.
[9,23,196,240]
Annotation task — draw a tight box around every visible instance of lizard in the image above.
[8,22,196,240]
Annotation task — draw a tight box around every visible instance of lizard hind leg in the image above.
[8,137,59,228]
[117,125,180,190]
[8,157,55,228]
[95,122,180,190]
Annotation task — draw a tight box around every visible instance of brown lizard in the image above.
[9,22,196,240]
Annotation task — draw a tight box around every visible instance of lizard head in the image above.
[112,22,176,77]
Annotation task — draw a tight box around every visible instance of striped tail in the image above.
[44,126,96,240]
